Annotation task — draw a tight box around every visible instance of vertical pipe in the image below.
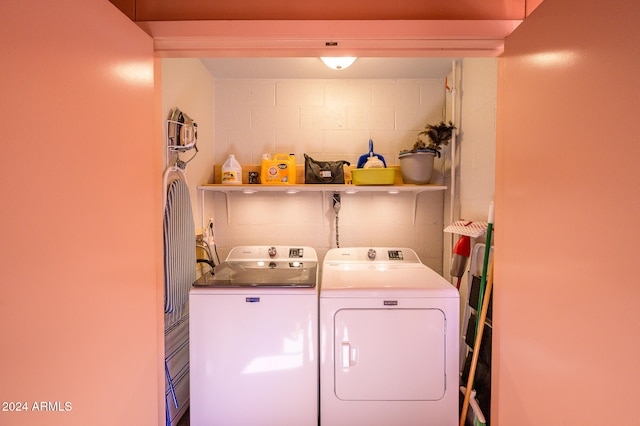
[201,187,205,233]
[446,60,459,282]
[449,60,457,228]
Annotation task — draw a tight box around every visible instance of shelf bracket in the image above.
[222,191,231,225]
[413,191,419,226]
[199,188,231,227]
[197,184,445,228]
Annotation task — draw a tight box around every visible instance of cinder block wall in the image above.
[208,78,447,270]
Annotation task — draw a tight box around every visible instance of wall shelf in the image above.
[198,184,446,225]
[198,183,445,193]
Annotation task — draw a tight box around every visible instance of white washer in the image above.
[320,247,459,426]
[190,246,319,426]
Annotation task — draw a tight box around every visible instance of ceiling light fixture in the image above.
[320,57,357,71]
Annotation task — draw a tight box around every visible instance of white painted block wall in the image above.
[209,78,448,270]
[162,59,498,275]
[214,79,445,166]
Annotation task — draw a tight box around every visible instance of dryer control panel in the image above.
[324,247,420,263]
[387,250,404,260]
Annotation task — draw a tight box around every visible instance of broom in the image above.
[460,256,493,425]
[460,202,494,426]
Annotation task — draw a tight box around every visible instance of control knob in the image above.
[367,249,376,260]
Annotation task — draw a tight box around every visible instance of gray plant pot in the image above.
[398,149,438,184]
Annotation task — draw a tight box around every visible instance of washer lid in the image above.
[194,260,318,288]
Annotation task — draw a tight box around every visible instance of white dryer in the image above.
[190,246,319,426]
[320,247,459,426]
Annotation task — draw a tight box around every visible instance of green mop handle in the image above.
[477,202,494,330]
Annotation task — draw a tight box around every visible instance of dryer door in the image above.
[334,308,446,401]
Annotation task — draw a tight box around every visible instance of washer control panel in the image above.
[227,246,316,262]
[289,248,304,258]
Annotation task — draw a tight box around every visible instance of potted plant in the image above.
[399,121,456,184]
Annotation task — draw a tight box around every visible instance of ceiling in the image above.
[199,57,456,79]
[112,0,543,69]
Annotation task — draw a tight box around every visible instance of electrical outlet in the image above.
[207,218,216,246]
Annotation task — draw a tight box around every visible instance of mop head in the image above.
[444,220,488,238]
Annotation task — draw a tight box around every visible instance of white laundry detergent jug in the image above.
[221,155,242,184]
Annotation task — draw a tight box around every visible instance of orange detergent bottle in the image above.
[260,153,296,184]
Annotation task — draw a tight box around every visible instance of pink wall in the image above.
[5,0,635,423]
[0,1,161,424]
[495,0,640,423]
